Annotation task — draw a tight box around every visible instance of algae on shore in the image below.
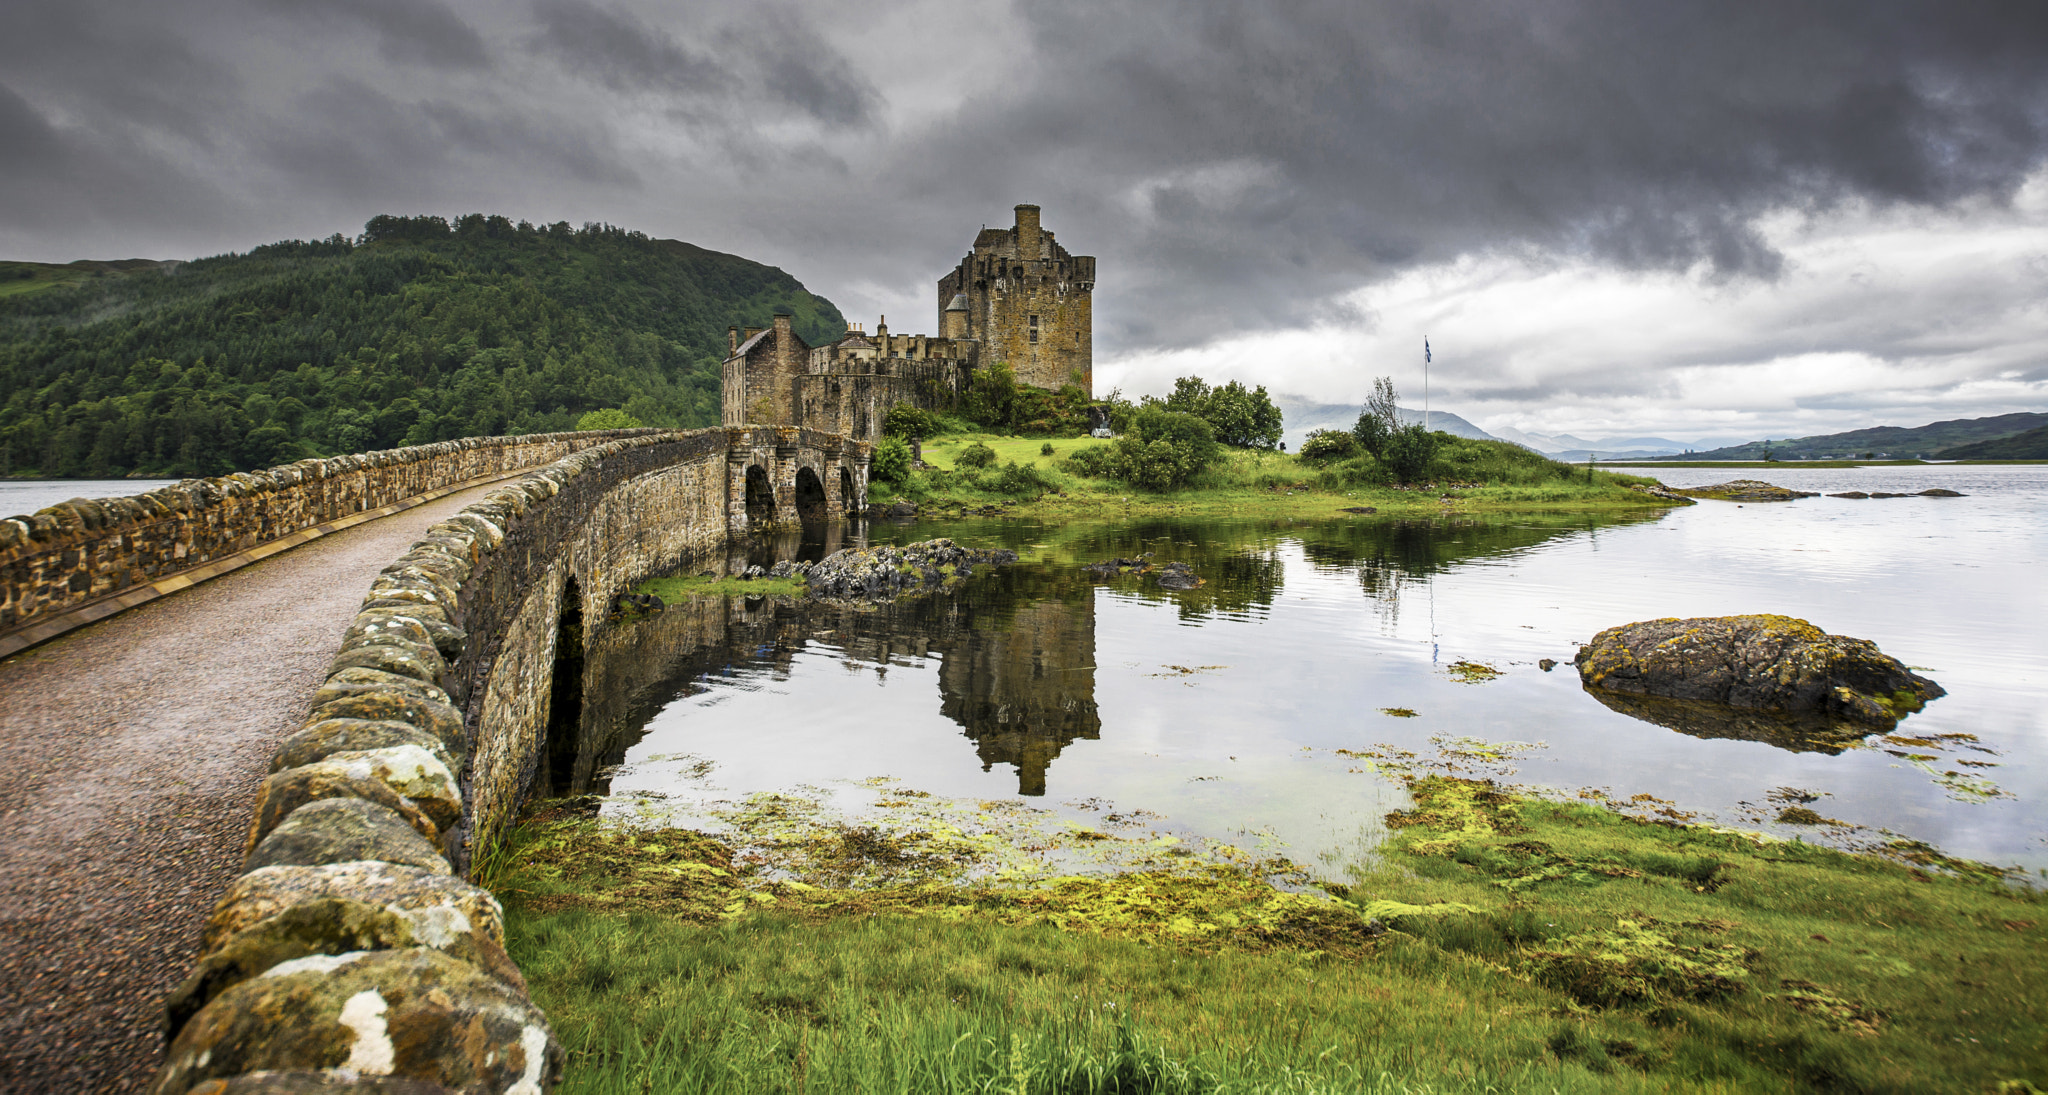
[490,747,2046,1094]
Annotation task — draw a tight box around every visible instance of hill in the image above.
[0,214,844,478]
[1655,412,2048,461]
[1938,423,2048,459]
[1271,393,1497,451]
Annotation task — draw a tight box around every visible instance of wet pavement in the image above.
[0,482,504,1094]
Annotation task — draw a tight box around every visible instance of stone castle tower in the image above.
[937,204,1096,393]
[723,203,1095,441]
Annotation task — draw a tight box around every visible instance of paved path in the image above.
[0,482,507,1094]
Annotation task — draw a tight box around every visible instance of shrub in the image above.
[1382,424,1440,484]
[1160,376,1284,449]
[1062,445,1117,479]
[1298,429,1358,462]
[1100,405,1220,490]
[955,441,997,468]
[575,407,643,430]
[873,435,911,483]
[1040,442,1056,456]
[883,404,940,439]
[1353,376,1400,458]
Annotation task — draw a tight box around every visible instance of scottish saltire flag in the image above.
[1424,338,1431,363]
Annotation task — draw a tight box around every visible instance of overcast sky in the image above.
[5,0,2046,441]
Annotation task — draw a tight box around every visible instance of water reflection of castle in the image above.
[564,574,1098,798]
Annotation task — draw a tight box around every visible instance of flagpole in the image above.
[1423,337,1431,433]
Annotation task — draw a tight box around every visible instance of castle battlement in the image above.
[723,205,1094,441]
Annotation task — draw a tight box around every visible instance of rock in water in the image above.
[804,538,1017,602]
[1672,480,1819,502]
[1574,614,1942,728]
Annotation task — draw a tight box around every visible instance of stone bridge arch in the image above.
[723,426,870,535]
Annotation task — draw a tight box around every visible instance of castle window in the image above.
[1028,314,1039,344]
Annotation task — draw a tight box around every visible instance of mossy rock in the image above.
[1574,614,1942,730]
[157,949,558,1095]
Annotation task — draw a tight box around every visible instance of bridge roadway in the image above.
[0,480,512,1094]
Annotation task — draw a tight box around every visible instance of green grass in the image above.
[875,433,1672,519]
[490,774,2047,1094]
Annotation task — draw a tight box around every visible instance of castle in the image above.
[721,204,1095,441]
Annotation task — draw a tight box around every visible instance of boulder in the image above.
[1918,488,1965,497]
[1827,491,1869,499]
[805,538,1018,602]
[245,798,451,874]
[1574,614,1942,729]
[1672,480,1819,502]
[201,862,505,958]
[313,669,451,710]
[1153,562,1203,591]
[271,720,456,777]
[886,500,917,517]
[156,949,559,1095]
[302,695,465,756]
[181,1072,455,1093]
[246,767,440,855]
[328,643,448,688]
[167,895,526,1042]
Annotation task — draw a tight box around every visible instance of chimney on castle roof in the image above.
[729,325,739,354]
[1015,204,1041,261]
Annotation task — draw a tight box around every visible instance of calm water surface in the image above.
[1,478,181,518]
[568,466,2047,879]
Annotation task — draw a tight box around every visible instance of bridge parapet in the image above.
[152,422,869,1093]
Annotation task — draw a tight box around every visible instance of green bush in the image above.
[1040,442,1056,456]
[1298,429,1358,462]
[1160,376,1283,449]
[1061,445,1117,479]
[955,441,997,468]
[1101,405,1220,490]
[873,435,911,483]
[883,404,940,439]
[1382,424,1439,484]
[575,407,643,431]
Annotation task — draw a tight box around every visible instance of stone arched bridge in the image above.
[0,422,869,1092]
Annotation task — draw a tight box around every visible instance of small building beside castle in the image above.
[721,204,1094,442]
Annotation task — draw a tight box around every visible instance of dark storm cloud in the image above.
[527,0,878,127]
[891,0,2048,347]
[1,0,2045,366]
[259,0,491,69]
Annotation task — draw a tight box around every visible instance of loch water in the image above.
[568,465,2047,879]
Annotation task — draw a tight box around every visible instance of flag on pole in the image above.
[1424,338,1431,364]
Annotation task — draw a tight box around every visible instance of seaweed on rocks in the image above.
[804,538,1018,603]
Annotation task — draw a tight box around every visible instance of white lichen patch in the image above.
[337,989,395,1075]
[263,951,368,978]
[396,902,474,947]
[506,1023,551,1095]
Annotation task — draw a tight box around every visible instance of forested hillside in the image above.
[0,214,845,478]
[1660,411,2048,461]
[1938,423,2048,459]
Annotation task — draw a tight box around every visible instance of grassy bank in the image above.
[877,433,1674,519]
[488,769,2044,1093]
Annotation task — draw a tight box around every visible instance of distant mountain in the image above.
[0,214,845,478]
[1657,412,2048,461]
[1938,424,2048,460]
[1270,393,1497,451]
[1485,425,1748,455]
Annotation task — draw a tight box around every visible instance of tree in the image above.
[1104,404,1220,490]
[1354,376,1400,458]
[1157,376,1282,448]
[873,435,911,483]
[1382,423,1438,484]
[575,407,643,430]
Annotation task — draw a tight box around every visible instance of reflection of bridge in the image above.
[568,580,1099,799]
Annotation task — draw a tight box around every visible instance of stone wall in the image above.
[0,428,664,650]
[153,425,870,1093]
